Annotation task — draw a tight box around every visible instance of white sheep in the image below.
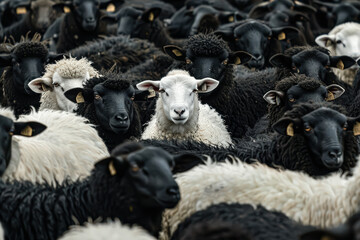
[159,157,360,240]
[59,220,155,240]
[316,22,360,85]
[137,70,232,147]
[1,108,109,185]
[28,56,99,112]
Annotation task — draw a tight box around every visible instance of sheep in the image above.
[159,153,360,240]
[137,69,232,148]
[0,142,181,239]
[142,102,360,176]
[64,72,142,151]
[59,220,156,240]
[28,56,99,112]
[316,22,360,85]
[0,34,63,117]
[0,108,109,185]
[0,223,3,240]
[171,203,315,240]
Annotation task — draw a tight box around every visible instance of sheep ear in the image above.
[270,54,292,68]
[229,51,253,65]
[272,26,301,41]
[325,84,345,101]
[13,122,47,137]
[330,56,356,70]
[163,45,186,61]
[214,28,234,41]
[347,117,360,136]
[64,88,89,104]
[172,153,205,174]
[136,80,161,92]
[141,7,161,22]
[0,54,12,67]
[315,34,335,48]
[263,90,284,105]
[95,156,127,176]
[47,53,65,64]
[273,118,296,136]
[196,78,219,93]
[28,78,53,93]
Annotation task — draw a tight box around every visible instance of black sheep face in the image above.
[273,107,360,170]
[0,115,46,176]
[29,0,60,33]
[105,6,143,36]
[270,50,356,81]
[71,0,100,32]
[65,82,137,135]
[98,144,180,209]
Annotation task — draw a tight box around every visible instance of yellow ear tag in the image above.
[76,92,85,103]
[129,205,134,212]
[326,91,335,101]
[354,122,360,136]
[21,126,33,137]
[228,16,234,22]
[337,60,344,70]
[278,32,286,41]
[234,57,241,65]
[326,40,332,47]
[149,12,154,22]
[41,83,51,92]
[63,6,71,13]
[286,123,294,136]
[148,89,156,98]
[109,161,117,176]
[106,3,115,12]
[201,84,207,91]
[16,7,27,15]
[172,49,183,57]
[320,236,335,240]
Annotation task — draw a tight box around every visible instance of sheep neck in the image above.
[155,96,200,140]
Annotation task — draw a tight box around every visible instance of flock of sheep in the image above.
[1,0,360,239]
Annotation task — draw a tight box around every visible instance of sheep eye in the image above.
[159,89,165,93]
[130,96,135,101]
[222,59,228,65]
[289,98,295,103]
[94,94,101,100]
[336,40,342,44]
[53,83,60,88]
[343,123,348,131]
[235,37,239,41]
[325,65,330,69]
[268,36,271,40]
[304,126,312,132]
[186,59,192,64]
[131,164,140,172]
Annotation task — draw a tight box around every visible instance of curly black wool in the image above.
[185,33,231,56]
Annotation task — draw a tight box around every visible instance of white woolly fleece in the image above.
[59,220,155,240]
[2,109,109,185]
[141,98,232,147]
[160,158,360,240]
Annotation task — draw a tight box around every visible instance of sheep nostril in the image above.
[115,114,128,121]
[167,187,179,197]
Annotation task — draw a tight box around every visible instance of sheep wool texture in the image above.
[2,109,109,185]
[0,223,3,240]
[159,157,360,240]
[59,220,156,240]
[39,57,99,111]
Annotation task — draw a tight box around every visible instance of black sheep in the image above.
[142,102,360,176]
[64,72,142,151]
[172,203,315,240]
[0,35,61,117]
[0,142,181,239]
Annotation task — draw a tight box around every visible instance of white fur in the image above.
[138,70,232,147]
[160,158,360,240]
[59,220,155,240]
[1,109,109,185]
[0,223,3,240]
[28,57,99,112]
[316,22,360,85]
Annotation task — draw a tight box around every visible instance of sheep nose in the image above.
[174,109,185,116]
[115,113,128,121]
[167,186,180,199]
[328,150,342,159]
[253,54,263,61]
[86,17,95,23]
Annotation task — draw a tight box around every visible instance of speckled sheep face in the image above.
[72,0,100,32]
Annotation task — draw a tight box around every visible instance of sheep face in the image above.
[29,0,59,33]
[270,50,356,81]
[0,115,46,176]
[332,3,360,26]
[100,145,180,209]
[137,73,218,125]
[71,0,100,32]
[273,107,357,169]
[316,24,360,68]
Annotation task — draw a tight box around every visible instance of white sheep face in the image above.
[137,72,219,125]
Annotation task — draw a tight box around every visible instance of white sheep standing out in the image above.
[137,70,232,147]
[59,220,155,240]
[316,22,360,85]
[28,56,99,112]
[1,108,109,185]
[159,157,360,240]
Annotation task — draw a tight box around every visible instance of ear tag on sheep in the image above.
[76,92,85,103]
[16,7,27,15]
[172,49,183,57]
[106,3,116,12]
[337,60,344,70]
[149,12,155,22]
[228,16,234,22]
[353,122,360,136]
[201,84,207,91]
[286,123,294,136]
[129,205,134,212]
[21,126,33,137]
[278,32,286,41]
[63,6,71,13]
[326,40,332,47]
[108,161,117,176]
[234,57,241,65]
[148,89,156,98]
[326,91,335,101]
